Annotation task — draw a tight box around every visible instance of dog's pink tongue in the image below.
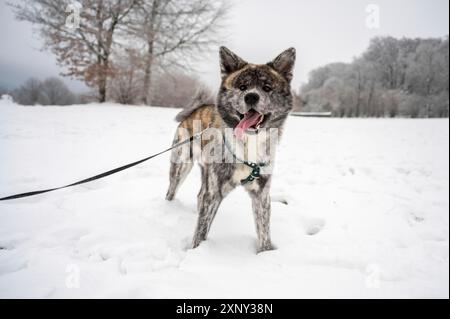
[234,111,261,139]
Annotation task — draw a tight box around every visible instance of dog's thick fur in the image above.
[166,47,296,252]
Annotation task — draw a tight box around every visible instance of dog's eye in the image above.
[263,85,272,92]
[239,85,248,91]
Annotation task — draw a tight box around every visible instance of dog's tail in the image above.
[175,88,215,122]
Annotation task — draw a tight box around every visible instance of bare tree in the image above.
[151,71,205,108]
[13,78,45,105]
[126,0,228,105]
[40,77,77,105]
[10,0,141,103]
[12,77,77,105]
[108,49,142,104]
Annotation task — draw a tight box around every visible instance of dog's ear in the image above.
[219,46,247,79]
[268,48,296,83]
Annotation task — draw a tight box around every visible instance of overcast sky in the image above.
[0,0,448,92]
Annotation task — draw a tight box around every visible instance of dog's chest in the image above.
[233,133,271,163]
[231,164,252,183]
[228,134,273,190]
[227,164,258,192]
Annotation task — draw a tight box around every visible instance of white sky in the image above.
[0,0,448,92]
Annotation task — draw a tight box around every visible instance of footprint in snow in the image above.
[271,195,289,205]
[304,218,326,236]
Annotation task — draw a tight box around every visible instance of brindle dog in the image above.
[166,47,296,253]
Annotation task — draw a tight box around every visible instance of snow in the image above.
[0,97,448,298]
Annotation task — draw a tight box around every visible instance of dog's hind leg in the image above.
[165,130,194,201]
[165,161,193,201]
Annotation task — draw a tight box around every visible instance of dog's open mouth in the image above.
[234,109,269,139]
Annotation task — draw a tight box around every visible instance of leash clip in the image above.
[241,162,263,185]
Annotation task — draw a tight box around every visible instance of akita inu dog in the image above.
[166,47,296,252]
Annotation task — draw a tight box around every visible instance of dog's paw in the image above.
[257,242,277,254]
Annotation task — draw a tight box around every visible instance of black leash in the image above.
[0,130,205,202]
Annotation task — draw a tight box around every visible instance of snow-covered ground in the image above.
[0,97,448,298]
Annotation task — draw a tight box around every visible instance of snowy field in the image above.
[0,97,448,299]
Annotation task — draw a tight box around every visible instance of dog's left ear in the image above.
[267,48,296,83]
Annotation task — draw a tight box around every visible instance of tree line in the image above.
[0,71,205,108]
[10,0,227,105]
[298,36,449,118]
[1,78,78,106]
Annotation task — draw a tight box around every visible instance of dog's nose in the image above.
[244,93,260,106]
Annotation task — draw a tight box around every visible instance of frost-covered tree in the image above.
[301,36,449,118]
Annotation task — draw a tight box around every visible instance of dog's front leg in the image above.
[192,168,223,249]
[247,177,274,253]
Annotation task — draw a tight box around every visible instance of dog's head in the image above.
[217,47,296,138]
